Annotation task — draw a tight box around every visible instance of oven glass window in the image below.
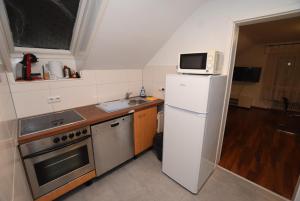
[180,53,207,69]
[34,146,89,186]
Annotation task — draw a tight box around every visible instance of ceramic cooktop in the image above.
[19,110,85,136]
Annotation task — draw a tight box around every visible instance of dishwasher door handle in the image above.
[110,122,120,127]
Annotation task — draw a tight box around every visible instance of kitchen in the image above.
[1,1,300,201]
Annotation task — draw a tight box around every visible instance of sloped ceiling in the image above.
[237,16,300,54]
[82,0,205,69]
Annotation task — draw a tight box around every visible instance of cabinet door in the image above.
[134,106,157,155]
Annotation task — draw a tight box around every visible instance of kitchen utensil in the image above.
[48,61,63,79]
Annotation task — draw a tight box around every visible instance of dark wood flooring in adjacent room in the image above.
[219,106,300,199]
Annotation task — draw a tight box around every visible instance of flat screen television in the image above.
[233,67,261,82]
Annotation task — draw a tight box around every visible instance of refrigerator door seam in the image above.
[165,104,208,116]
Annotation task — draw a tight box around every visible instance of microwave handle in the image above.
[22,136,90,159]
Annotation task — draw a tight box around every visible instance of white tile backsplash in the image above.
[126,69,143,82]
[9,80,50,93]
[127,81,143,97]
[9,66,176,118]
[142,65,176,99]
[96,70,128,84]
[48,79,92,89]
[97,83,128,103]
[0,71,31,201]
[51,85,97,111]
[12,90,53,118]
[0,138,14,201]
[9,69,143,118]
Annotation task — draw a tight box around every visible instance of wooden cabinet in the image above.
[134,106,157,155]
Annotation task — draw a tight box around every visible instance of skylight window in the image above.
[4,0,80,50]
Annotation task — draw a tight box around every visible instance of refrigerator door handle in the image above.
[166,104,207,117]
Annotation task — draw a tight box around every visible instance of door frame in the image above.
[217,9,300,201]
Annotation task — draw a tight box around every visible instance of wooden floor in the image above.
[219,106,300,199]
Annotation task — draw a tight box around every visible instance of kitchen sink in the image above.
[128,99,147,105]
[97,97,148,113]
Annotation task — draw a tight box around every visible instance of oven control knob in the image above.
[61,136,67,141]
[69,133,74,139]
[53,137,60,143]
[82,129,88,134]
[76,131,81,136]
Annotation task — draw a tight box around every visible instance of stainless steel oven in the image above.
[19,127,95,199]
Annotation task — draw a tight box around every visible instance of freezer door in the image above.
[162,105,207,193]
[165,74,210,113]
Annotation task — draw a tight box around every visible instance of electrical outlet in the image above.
[54,96,61,102]
[48,96,61,103]
[48,97,55,104]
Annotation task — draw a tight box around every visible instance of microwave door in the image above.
[180,53,207,70]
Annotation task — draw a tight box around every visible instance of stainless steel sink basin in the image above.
[97,97,148,113]
[128,99,147,106]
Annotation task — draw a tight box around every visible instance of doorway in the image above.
[219,15,300,199]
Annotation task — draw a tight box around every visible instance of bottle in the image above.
[140,86,146,97]
[63,66,70,78]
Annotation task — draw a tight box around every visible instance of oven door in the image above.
[23,137,95,199]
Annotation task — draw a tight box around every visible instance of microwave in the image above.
[177,51,220,74]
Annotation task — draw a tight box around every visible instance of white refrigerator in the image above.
[162,74,227,193]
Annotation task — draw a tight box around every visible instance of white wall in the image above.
[148,0,300,70]
[0,65,31,201]
[142,0,300,178]
[9,69,142,118]
[74,0,105,68]
[0,68,16,201]
[142,65,176,99]
[82,0,205,69]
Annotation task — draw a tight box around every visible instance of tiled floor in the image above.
[58,151,286,201]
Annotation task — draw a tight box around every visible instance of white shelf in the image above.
[14,78,83,84]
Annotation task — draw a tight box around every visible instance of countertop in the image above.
[17,99,164,144]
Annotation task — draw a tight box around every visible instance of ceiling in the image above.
[237,16,300,53]
[83,0,206,69]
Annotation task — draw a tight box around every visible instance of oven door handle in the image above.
[22,136,91,159]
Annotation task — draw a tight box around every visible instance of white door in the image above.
[162,105,206,193]
[165,74,210,113]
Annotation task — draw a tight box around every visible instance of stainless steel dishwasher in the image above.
[91,114,134,176]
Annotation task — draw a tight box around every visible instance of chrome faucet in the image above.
[125,92,132,99]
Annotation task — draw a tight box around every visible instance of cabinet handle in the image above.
[110,122,119,127]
